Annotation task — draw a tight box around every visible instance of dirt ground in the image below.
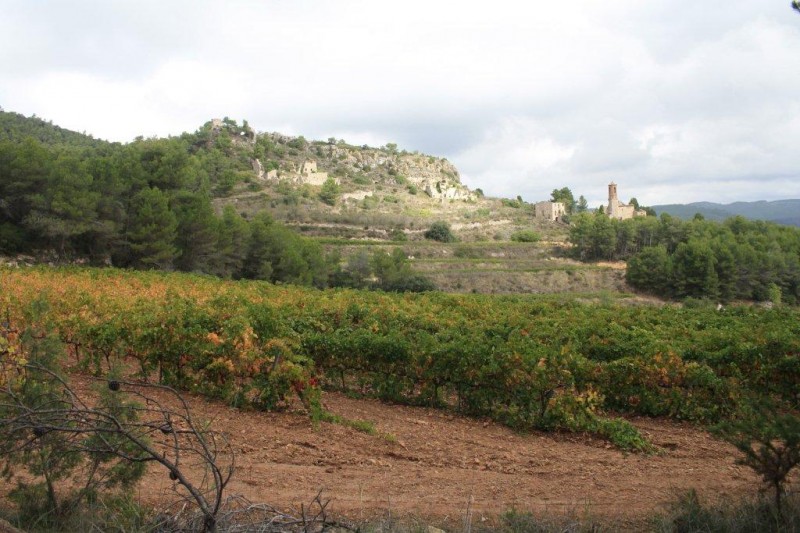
[117,384,760,530]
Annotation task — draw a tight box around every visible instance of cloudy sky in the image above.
[2,1,799,206]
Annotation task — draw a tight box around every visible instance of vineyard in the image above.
[2,266,798,455]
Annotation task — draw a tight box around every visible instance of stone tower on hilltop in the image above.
[607,182,646,220]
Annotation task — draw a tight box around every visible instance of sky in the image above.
[2,1,799,207]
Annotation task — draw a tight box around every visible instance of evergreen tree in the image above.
[137,138,192,191]
[626,245,670,295]
[671,240,719,299]
[125,188,179,269]
[212,206,250,278]
[550,187,576,214]
[25,152,99,255]
[242,213,275,281]
[318,177,340,206]
[171,191,218,273]
[0,138,50,228]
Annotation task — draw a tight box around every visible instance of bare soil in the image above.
[130,387,757,530]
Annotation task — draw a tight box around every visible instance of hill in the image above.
[199,119,559,242]
[2,110,607,295]
[652,200,800,226]
[0,109,554,242]
[0,108,110,148]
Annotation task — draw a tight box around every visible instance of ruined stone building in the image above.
[606,182,647,220]
[251,158,332,185]
[534,201,566,222]
[298,160,331,186]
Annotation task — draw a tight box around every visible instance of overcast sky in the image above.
[2,1,799,206]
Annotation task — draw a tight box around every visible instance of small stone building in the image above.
[534,201,567,222]
[298,160,331,186]
[300,161,318,174]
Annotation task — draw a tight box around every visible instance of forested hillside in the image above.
[0,111,443,290]
[569,212,800,303]
[653,200,800,227]
[5,109,800,304]
[0,109,109,148]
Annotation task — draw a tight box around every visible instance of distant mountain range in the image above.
[651,200,800,227]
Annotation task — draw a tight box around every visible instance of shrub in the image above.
[352,173,371,185]
[381,274,437,293]
[286,136,307,150]
[424,221,456,242]
[318,178,340,206]
[501,198,522,208]
[0,316,147,527]
[361,195,378,210]
[453,245,482,258]
[510,230,541,243]
[390,228,408,242]
[713,400,800,513]
[657,490,800,532]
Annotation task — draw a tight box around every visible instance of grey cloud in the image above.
[1,0,799,205]
[1,0,205,80]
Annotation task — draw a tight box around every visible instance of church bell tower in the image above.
[607,182,618,217]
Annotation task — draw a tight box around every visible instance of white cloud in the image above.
[1,0,799,204]
[456,118,578,201]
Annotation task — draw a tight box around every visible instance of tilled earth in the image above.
[126,386,758,530]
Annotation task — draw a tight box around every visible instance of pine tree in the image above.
[125,187,179,269]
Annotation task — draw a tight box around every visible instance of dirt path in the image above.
[130,388,756,529]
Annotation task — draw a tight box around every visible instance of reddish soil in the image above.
[126,387,758,530]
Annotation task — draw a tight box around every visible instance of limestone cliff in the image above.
[201,118,476,208]
[252,132,474,202]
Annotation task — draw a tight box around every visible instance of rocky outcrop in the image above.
[249,131,473,201]
[341,190,374,201]
[252,158,265,180]
[326,147,474,202]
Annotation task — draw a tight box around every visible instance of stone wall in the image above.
[252,158,265,180]
[534,201,566,221]
[302,172,332,186]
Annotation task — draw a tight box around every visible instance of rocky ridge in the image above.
[241,127,475,203]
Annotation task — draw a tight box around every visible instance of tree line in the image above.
[569,211,800,303]
[0,112,433,291]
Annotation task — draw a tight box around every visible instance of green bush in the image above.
[424,221,456,242]
[318,177,340,206]
[713,400,800,513]
[453,245,482,258]
[0,307,147,526]
[510,230,541,243]
[390,228,408,242]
